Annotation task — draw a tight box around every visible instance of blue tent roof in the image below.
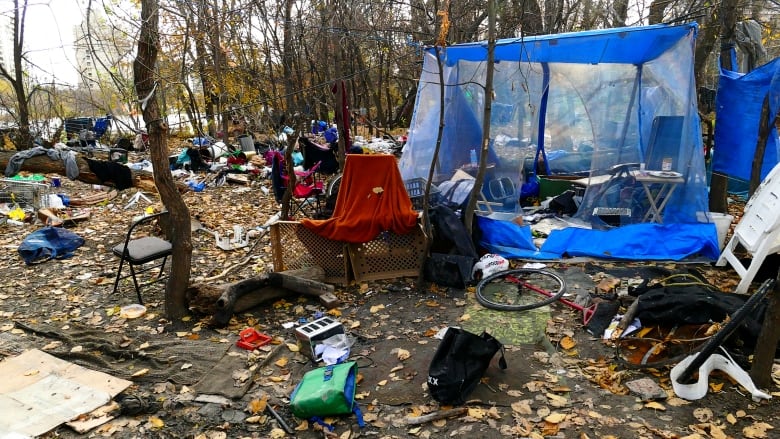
[434,23,697,65]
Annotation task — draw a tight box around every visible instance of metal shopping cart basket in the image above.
[0,178,51,220]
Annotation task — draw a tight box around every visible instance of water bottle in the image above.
[469,149,478,167]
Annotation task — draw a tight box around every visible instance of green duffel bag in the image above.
[289,361,363,425]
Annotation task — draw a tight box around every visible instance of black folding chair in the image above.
[112,211,173,304]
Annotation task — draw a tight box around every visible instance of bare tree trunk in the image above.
[465,0,496,233]
[694,12,718,87]
[647,0,665,25]
[282,0,295,112]
[610,0,628,27]
[0,0,34,150]
[520,0,544,36]
[709,0,739,214]
[135,0,192,320]
[195,0,217,137]
[750,96,774,195]
[750,271,780,389]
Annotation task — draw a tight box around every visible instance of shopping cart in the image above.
[0,178,51,218]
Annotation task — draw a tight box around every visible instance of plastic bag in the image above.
[18,226,85,264]
[315,333,355,365]
[670,348,771,401]
[471,253,509,281]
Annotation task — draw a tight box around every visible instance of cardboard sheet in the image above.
[0,349,131,437]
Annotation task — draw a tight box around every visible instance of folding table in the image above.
[634,171,684,223]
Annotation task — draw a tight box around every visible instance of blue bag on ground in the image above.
[18,226,85,264]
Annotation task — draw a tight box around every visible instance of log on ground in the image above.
[188,266,338,327]
[0,150,186,193]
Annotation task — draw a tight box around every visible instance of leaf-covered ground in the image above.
[1,163,779,439]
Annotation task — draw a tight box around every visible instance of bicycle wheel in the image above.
[325,173,342,201]
[476,268,566,311]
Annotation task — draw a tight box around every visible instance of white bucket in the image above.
[710,212,734,249]
[201,142,229,160]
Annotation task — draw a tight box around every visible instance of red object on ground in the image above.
[236,328,272,350]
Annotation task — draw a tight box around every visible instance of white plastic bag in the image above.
[314,333,355,365]
[670,347,771,401]
[471,254,509,280]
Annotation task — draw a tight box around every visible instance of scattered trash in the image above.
[294,316,345,362]
[187,180,206,192]
[215,225,250,251]
[625,377,667,401]
[671,347,771,401]
[236,328,272,350]
[194,213,279,251]
[123,191,152,209]
[119,304,147,319]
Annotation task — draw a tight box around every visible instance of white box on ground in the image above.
[294,317,345,362]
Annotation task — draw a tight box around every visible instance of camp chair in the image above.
[92,116,112,140]
[270,151,325,219]
[438,176,505,214]
[716,162,780,294]
[299,136,340,175]
[112,211,173,304]
[487,177,517,209]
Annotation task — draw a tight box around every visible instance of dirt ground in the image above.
[1,159,779,439]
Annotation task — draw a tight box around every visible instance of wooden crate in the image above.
[347,224,428,282]
[270,221,350,284]
[270,221,428,284]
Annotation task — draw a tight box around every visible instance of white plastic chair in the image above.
[716,162,780,294]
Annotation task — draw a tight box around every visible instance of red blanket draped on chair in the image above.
[300,155,418,243]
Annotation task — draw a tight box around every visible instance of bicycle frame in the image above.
[506,274,597,324]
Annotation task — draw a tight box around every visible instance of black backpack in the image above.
[427,328,507,405]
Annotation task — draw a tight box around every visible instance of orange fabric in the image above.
[300,154,418,243]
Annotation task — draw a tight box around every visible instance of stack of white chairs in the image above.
[717,162,780,294]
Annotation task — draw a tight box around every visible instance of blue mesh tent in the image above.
[399,23,719,261]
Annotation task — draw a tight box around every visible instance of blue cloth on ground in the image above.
[476,216,559,259]
[476,217,719,261]
[539,223,719,261]
[18,226,85,264]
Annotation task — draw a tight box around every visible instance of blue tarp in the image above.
[477,216,719,261]
[443,24,695,65]
[712,58,780,182]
